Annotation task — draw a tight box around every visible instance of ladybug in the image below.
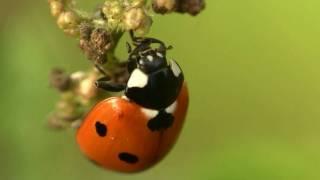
[76,31,189,173]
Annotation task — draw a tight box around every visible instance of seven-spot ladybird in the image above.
[76,31,189,173]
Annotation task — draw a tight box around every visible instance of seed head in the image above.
[49,0,64,17]
[176,0,205,16]
[123,7,152,35]
[152,0,177,14]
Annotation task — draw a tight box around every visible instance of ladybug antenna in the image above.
[128,30,167,49]
[128,30,172,59]
[157,44,173,54]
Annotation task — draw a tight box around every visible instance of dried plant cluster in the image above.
[47,0,205,129]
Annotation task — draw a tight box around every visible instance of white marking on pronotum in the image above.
[170,60,182,77]
[165,101,177,114]
[139,59,144,65]
[141,108,158,119]
[156,52,163,58]
[127,69,148,88]
[147,55,153,61]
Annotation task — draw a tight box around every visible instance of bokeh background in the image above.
[1,0,320,179]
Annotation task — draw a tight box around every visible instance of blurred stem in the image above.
[104,31,124,71]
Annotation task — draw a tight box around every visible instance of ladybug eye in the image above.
[95,121,107,137]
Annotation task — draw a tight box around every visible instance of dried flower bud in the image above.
[130,0,147,8]
[47,112,67,130]
[79,22,92,40]
[75,71,99,103]
[57,11,80,29]
[70,119,83,129]
[70,71,86,82]
[90,28,112,55]
[49,68,71,92]
[123,8,144,30]
[102,0,123,29]
[135,15,152,35]
[79,24,112,64]
[152,0,177,14]
[49,0,64,17]
[104,0,122,15]
[176,0,205,16]
[57,93,83,121]
[123,8,152,35]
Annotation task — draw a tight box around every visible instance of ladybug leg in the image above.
[126,42,132,53]
[95,64,108,76]
[129,30,144,46]
[94,64,126,92]
[95,77,126,92]
[147,110,174,131]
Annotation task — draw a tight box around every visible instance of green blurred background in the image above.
[1,0,320,179]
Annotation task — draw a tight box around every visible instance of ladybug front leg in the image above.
[94,64,126,92]
[129,30,144,46]
[95,77,126,92]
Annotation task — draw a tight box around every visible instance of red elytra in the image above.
[76,83,189,173]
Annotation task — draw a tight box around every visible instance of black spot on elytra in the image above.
[95,121,107,137]
[147,110,174,131]
[118,152,139,164]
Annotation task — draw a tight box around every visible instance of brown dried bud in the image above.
[152,0,177,14]
[90,28,112,56]
[49,68,71,92]
[176,0,205,16]
[79,23,112,64]
[79,22,93,40]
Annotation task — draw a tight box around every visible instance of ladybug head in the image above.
[127,37,171,74]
